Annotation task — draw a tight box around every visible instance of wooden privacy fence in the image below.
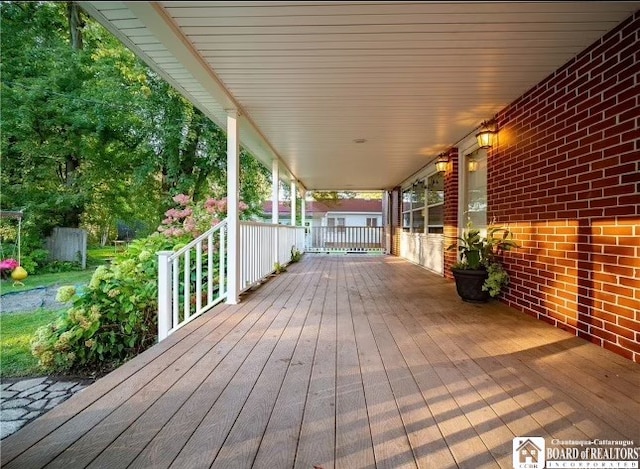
[45,227,87,269]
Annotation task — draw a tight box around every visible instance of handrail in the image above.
[157,220,228,340]
[168,219,228,261]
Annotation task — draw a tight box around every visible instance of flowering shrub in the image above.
[30,195,244,375]
[0,258,19,280]
[158,194,248,238]
[31,234,177,374]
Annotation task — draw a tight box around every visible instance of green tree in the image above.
[1,1,272,255]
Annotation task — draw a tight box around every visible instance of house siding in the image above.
[489,10,640,362]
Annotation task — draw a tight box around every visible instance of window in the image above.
[402,188,412,231]
[366,217,378,227]
[401,181,426,233]
[327,217,345,233]
[426,172,444,234]
[466,149,487,229]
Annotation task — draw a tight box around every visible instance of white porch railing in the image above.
[306,226,384,253]
[157,220,227,341]
[158,219,305,341]
[240,222,305,291]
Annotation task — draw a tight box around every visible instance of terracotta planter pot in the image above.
[451,268,489,303]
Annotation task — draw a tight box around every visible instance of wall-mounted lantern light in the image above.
[476,119,497,149]
[468,157,479,172]
[435,153,449,173]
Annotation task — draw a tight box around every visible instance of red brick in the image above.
[578,331,602,346]
[604,206,637,217]
[602,341,634,360]
[619,317,640,333]
[604,322,636,340]
[618,337,640,354]
[605,303,637,320]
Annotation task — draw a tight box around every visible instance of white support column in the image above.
[271,159,280,266]
[301,189,306,228]
[226,110,240,304]
[290,180,297,226]
[301,189,307,251]
[271,160,279,225]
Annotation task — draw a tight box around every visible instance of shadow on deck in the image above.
[2,254,639,468]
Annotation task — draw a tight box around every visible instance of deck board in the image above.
[2,254,639,469]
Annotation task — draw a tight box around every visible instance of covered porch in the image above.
[3,255,639,468]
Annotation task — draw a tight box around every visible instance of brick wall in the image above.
[443,148,459,279]
[490,11,640,362]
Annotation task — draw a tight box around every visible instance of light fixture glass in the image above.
[435,153,449,173]
[468,158,479,172]
[476,119,497,149]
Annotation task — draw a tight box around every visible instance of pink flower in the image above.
[172,194,191,206]
[0,258,18,270]
[165,208,181,219]
[184,218,197,232]
[216,199,227,212]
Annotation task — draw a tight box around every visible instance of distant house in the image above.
[262,198,384,253]
[262,198,382,228]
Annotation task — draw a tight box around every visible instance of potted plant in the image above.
[447,221,518,302]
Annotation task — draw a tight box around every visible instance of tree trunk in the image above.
[67,2,84,50]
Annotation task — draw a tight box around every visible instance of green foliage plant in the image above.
[30,195,237,374]
[290,246,303,263]
[30,234,177,374]
[447,220,518,297]
[273,262,287,274]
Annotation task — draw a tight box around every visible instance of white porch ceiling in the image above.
[81,1,640,191]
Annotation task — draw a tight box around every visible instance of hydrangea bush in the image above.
[31,234,177,373]
[31,194,242,375]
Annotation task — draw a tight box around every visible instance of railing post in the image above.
[157,251,173,341]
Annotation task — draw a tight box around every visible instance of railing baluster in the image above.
[184,250,190,320]
[196,241,202,313]
[172,257,179,329]
[207,232,213,305]
[220,225,226,296]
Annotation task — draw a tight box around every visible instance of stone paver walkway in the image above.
[0,286,68,314]
[0,377,93,439]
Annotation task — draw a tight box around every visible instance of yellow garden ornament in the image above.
[11,265,28,286]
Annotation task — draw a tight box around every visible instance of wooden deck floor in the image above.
[2,255,639,469]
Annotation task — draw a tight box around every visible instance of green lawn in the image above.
[0,246,113,295]
[0,309,61,377]
[0,247,118,377]
[0,269,96,295]
[88,246,118,263]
